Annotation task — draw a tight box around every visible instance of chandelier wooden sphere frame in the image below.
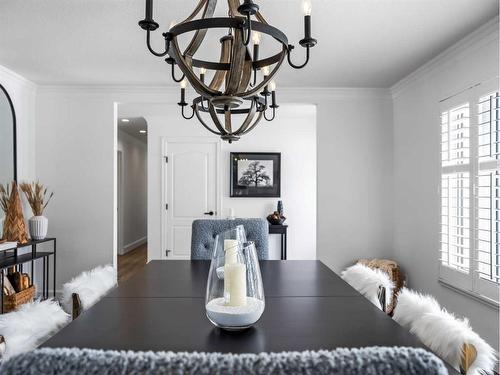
[139,0,317,142]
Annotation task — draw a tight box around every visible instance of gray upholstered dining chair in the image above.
[0,346,448,374]
[191,218,269,260]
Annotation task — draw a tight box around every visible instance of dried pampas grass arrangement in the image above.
[0,183,13,214]
[2,181,28,244]
[19,181,54,216]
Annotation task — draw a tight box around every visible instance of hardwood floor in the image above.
[118,243,147,283]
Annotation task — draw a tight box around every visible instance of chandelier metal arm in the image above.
[241,14,252,46]
[264,107,276,121]
[287,44,310,69]
[145,30,170,57]
[181,105,195,120]
[170,63,185,83]
[200,97,208,111]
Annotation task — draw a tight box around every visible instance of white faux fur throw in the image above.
[341,264,394,310]
[392,288,441,329]
[0,299,70,360]
[61,265,117,314]
[411,309,496,375]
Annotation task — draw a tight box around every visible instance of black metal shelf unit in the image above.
[0,238,56,313]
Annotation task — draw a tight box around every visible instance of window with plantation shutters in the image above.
[439,80,499,304]
[476,92,499,287]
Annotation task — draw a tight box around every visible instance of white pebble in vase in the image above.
[206,297,265,329]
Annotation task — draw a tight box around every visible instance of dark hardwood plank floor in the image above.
[118,243,147,283]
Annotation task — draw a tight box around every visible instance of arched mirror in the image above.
[0,84,16,185]
[0,83,16,236]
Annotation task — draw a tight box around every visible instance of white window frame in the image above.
[439,79,500,305]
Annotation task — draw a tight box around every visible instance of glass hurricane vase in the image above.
[205,225,265,331]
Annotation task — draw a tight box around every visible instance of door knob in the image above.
[204,211,215,216]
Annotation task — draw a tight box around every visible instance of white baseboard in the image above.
[119,236,147,255]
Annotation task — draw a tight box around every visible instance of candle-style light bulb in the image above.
[302,1,313,41]
[200,67,207,75]
[252,31,261,45]
[303,0,312,16]
[269,81,278,108]
[261,66,271,96]
[179,78,188,105]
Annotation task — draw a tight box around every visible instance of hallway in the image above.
[118,244,147,283]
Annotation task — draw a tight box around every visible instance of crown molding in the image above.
[0,65,37,93]
[37,84,391,103]
[37,85,178,95]
[391,16,499,99]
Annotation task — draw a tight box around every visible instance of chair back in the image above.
[191,219,269,260]
[72,293,83,320]
[410,309,495,375]
[460,343,477,375]
[0,346,448,374]
[392,288,441,329]
[61,265,117,318]
[341,264,394,312]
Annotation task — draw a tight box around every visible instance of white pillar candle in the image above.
[224,239,238,265]
[223,239,239,300]
[225,263,247,306]
[229,208,235,218]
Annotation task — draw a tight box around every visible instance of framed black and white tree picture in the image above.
[230,152,281,197]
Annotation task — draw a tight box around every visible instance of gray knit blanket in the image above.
[1,346,447,374]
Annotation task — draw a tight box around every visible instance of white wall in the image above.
[33,86,392,289]
[392,19,499,350]
[143,104,317,261]
[36,89,117,287]
[0,65,36,236]
[312,91,394,273]
[117,129,147,254]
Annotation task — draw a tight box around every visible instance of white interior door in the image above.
[163,138,220,259]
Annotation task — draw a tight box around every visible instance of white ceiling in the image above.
[0,0,497,87]
[118,117,148,143]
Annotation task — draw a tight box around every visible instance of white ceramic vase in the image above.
[29,216,48,240]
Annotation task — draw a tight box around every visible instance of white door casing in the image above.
[162,137,221,259]
[117,150,124,256]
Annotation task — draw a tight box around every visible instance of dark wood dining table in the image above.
[44,260,457,373]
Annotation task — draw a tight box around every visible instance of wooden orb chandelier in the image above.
[139,0,317,142]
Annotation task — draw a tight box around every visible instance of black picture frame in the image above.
[230,152,281,198]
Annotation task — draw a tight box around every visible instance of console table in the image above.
[0,238,56,313]
[268,224,288,260]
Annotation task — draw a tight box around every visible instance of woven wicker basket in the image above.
[357,259,405,315]
[3,285,35,313]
